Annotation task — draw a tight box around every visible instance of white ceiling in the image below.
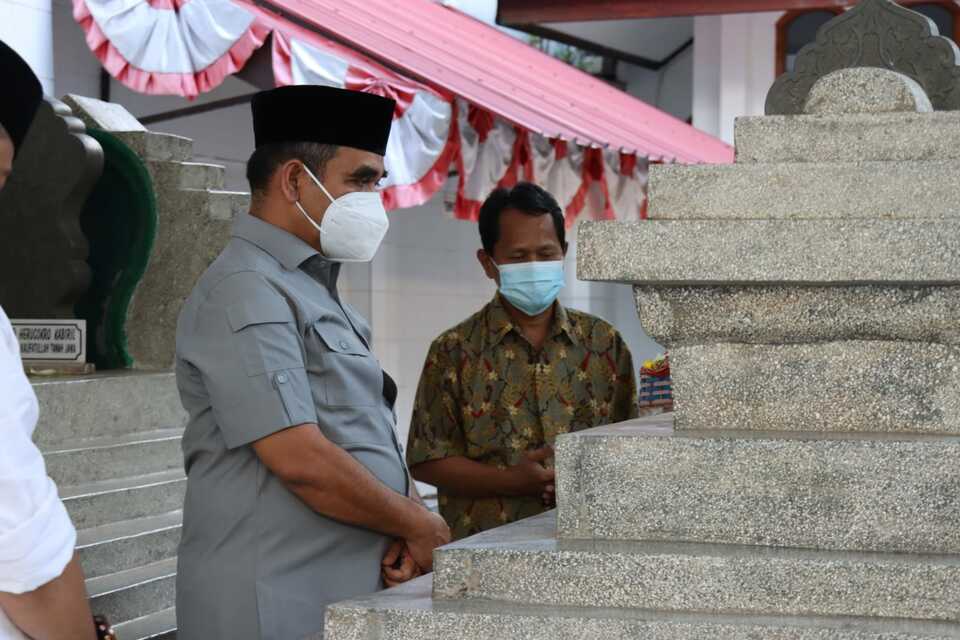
[542,17,694,62]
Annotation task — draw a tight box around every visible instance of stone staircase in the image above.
[323,416,960,639]
[115,128,246,371]
[33,372,186,639]
[17,100,244,639]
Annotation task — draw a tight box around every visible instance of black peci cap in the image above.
[0,39,43,157]
[251,85,396,156]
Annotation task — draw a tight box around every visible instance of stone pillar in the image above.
[0,0,54,95]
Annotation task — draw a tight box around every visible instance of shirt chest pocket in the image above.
[309,321,382,407]
[225,297,303,377]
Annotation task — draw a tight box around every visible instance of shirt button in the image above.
[276,373,288,384]
[339,340,350,350]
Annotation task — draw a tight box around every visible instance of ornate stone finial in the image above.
[765,0,960,115]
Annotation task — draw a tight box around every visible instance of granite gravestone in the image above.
[0,98,102,372]
[321,2,960,638]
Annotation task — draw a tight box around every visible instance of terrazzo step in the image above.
[555,416,960,555]
[646,159,960,220]
[665,340,960,435]
[150,161,225,191]
[114,131,193,163]
[61,470,186,530]
[164,187,250,222]
[42,428,182,487]
[87,559,177,628]
[575,218,960,285]
[734,111,960,164]
[31,373,186,447]
[113,607,177,640]
[433,511,960,623]
[77,510,182,579]
[322,574,960,640]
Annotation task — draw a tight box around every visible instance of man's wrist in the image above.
[399,496,430,539]
[496,465,521,498]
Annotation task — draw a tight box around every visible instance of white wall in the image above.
[51,0,96,99]
[2,0,54,94]
[693,12,780,143]
[619,45,694,121]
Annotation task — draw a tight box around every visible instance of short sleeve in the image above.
[0,307,76,594]
[179,273,318,449]
[406,337,466,466]
[611,331,639,423]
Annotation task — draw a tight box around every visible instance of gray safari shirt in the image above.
[174,213,408,640]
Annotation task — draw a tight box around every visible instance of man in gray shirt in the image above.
[174,85,450,640]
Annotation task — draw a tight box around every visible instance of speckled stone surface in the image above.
[734,112,960,163]
[433,511,960,622]
[803,68,933,115]
[668,341,960,434]
[115,131,193,163]
[576,220,960,285]
[123,187,242,369]
[633,285,960,345]
[555,417,960,554]
[31,372,186,446]
[63,94,148,132]
[322,574,960,640]
[646,160,960,220]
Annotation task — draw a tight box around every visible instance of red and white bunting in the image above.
[72,0,650,221]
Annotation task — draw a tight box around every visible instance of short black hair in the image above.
[246,142,338,194]
[478,182,566,255]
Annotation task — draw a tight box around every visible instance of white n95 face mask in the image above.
[294,163,389,263]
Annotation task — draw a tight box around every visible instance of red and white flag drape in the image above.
[73,0,651,223]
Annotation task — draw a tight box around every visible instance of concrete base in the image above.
[433,512,960,622]
[647,160,960,220]
[669,341,960,435]
[323,574,960,640]
[576,219,960,285]
[31,372,186,446]
[734,112,960,164]
[555,417,960,554]
[633,285,960,346]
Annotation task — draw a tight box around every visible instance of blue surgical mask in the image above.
[495,260,565,316]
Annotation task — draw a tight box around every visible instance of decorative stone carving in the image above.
[64,95,246,370]
[0,99,102,318]
[766,0,960,115]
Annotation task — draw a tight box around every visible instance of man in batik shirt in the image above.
[407,183,638,540]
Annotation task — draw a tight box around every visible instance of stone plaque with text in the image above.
[13,319,87,365]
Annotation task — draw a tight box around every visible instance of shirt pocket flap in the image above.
[226,297,292,332]
[313,320,366,356]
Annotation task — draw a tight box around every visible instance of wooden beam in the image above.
[139,93,258,126]
[518,23,662,69]
[498,0,852,24]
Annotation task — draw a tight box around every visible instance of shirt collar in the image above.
[484,294,580,349]
[232,213,321,271]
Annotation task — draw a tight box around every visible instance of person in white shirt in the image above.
[0,39,96,640]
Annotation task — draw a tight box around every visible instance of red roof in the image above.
[242,0,734,164]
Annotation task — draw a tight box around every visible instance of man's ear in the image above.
[277,160,304,203]
[477,249,498,282]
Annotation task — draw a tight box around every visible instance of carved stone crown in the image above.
[766,0,960,114]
